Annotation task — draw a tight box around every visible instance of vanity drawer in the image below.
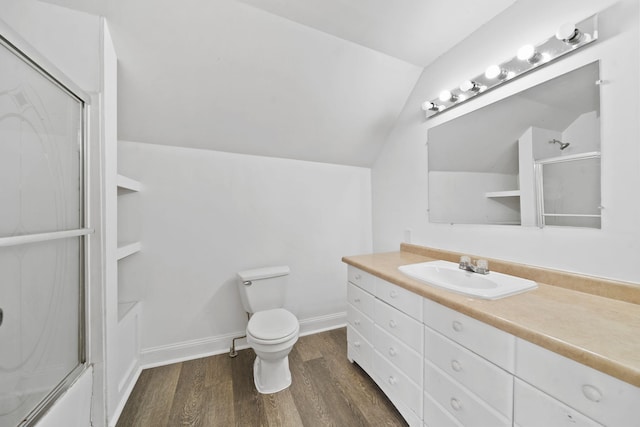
[348,266,376,294]
[347,281,375,318]
[374,299,423,353]
[347,304,374,342]
[516,338,640,427]
[374,325,422,385]
[376,278,422,321]
[423,298,515,372]
[424,326,512,419]
[514,378,601,427]
[374,350,422,420]
[423,390,464,427]
[347,325,373,373]
[424,360,511,427]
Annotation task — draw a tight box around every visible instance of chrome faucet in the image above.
[459,256,490,275]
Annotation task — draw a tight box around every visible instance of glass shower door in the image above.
[0,31,89,426]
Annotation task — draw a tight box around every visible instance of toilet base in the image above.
[253,355,292,394]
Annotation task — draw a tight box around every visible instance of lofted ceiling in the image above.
[40,0,516,166]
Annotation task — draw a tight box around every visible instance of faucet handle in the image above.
[475,259,490,274]
[459,255,471,269]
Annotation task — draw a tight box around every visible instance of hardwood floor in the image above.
[116,328,407,426]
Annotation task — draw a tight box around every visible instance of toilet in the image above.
[236,265,299,394]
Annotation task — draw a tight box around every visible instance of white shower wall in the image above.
[118,140,372,364]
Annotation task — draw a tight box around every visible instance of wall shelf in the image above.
[117,174,142,192]
[485,190,521,198]
[116,241,141,260]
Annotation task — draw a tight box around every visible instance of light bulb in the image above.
[485,65,506,80]
[517,44,538,62]
[556,23,583,44]
[459,80,480,92]
[439,90,457,102]
[421,101,440,112]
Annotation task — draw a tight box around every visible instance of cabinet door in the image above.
[516,338,640,427]
[374,351,422,420]
[514,379,602,427]
[424,360,511,427]
[424,326,513,420]
[423,298,515,372]
[424,390,464,427]
[375,278,422,321]
[347,304,374,343]
[347,266,376,294]
[347,325,373,373]
[374,325,422,385]
[347,282,375,318]
[374,299,423,353]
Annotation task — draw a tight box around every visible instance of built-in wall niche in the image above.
[427,61,601,228]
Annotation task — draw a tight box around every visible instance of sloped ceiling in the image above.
[40,0,515,166]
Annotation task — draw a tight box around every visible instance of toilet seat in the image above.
[247,308,299,345]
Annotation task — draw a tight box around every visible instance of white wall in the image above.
[561,111,600,155]
[0,0,100,92]
[428,172,520,225]
[372,0,640,284]
[118,140,372,363]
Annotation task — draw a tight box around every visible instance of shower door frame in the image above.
[0,20,93,427]
[534,151,602,228]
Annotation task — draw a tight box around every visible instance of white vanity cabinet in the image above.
[345,265,640,427]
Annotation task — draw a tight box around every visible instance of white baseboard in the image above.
[140,311,346,370]
[298,311,346,336]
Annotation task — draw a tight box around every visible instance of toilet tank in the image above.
[236,266,290,313]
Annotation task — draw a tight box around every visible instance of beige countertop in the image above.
[342,246,640,388]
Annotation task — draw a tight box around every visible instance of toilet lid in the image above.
[248,308,299,341]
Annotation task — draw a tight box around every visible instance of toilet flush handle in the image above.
[243,280,252,286]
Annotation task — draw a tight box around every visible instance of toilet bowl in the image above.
[236,266,299,394]
[246,308,299,393]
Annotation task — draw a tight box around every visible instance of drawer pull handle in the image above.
[388,376,397,385]
[582,384,602,402]
[354,341,361,348]
[389,290,398,298]
[452,320,464,332]
[450,398,463,411]
[354,319,361,326]
[388,347,397,357]
[354,298,361,303]
[451,359,462,372]
[388,320,397,328]
[355,274,362,280]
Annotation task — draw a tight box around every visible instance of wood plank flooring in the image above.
[116,328,407,426]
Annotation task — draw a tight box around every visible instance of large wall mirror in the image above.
[427,61,601,228]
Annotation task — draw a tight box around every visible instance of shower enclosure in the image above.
[0,26,90,426]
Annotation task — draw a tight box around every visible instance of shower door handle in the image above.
[0,308,3,327]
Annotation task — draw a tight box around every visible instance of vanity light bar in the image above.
[422,14,598,118]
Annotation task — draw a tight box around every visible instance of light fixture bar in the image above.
[423,14,598,119]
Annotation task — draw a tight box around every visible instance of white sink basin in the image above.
[398,260,537,300]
